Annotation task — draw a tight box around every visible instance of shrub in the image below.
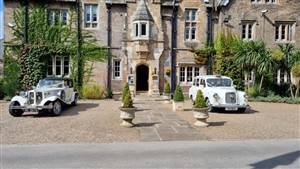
[123,92,134,108]
[292,64,300,77]
[82,84,105,99]
[0,77,4,100]
[122,83,130,102]
[247,85,260,98]
[164,82,171,95]
[173,85,184,102]
[194,90,206,108]
[2,56,21,98]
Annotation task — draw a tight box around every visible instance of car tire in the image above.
[206,99,215,112]
[71,94,78,106]
[51,100,62,116]
[238,108,246,113]
[9,101,24,117]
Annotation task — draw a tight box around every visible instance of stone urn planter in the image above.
[193,108,209,127]
[172,100,184,111]
[120,107,137,128]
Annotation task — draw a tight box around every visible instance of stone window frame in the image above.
[275,21,296,43]
[241,21,256,40]
[184,8,198,42]
[83,3,99,29]
[113,59,122,80]
[265,0,276,4]
[48,9,69,26]
[178,65,201,85]
[133,21,151,40]
[47,56,70,77]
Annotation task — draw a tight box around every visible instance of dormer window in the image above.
[133,21,150,39]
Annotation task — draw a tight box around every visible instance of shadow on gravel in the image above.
[250,150,300,169]
[22,103,99,118]
[208,121,226,127]
[135,122,161,127]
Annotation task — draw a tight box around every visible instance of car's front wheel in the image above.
[206,99,215,112]
[51,100,62,116]
[238,108,246,113]
[9,101,24,117]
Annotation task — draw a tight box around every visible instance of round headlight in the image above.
[213,93,219,99]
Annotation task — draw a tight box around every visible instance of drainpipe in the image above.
[76,0,82,87]
[171,0,178,95]
[206,2,214,75]
[106,3,112,95]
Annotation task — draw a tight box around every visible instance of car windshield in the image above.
[38,79,63,88]
[206,78,232,87]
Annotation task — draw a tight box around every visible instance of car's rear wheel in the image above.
[206,99,215,112]
[51,100,62,116]
[9,101,24,117]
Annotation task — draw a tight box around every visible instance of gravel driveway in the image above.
[177,101,300,140]
[0,100,139,144]
[1,99,299,144]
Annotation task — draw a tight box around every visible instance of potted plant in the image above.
[193,90,209,127]
[172,85,184,111]
[120,83,137,127]
[162,82,171,103]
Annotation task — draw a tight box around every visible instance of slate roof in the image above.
[133,0,154,21]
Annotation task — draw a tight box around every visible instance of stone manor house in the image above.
[2,0,300,95]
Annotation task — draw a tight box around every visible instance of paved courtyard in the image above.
[0,97,299,144]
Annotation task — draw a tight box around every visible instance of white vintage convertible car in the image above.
[9,78,78,117]
[189,75,248,112]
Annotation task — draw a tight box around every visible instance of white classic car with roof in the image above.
[9,78,78,117]
[188,75,248,112]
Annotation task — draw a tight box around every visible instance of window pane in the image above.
[187,67,193,82]
[135,24,138,37]
[48,59,53,75]
[242,24,246,39]
[180,67,185,82]
[281,25,286,40]
[185,11,190,21]
[275,25,279,40]
[56,57,61,76]
[191,28,196,40]
[194,67,199,77]
[92,5,98,22]
[114,60,120,78]
[61,10,68,25]
[191,10,196,21]
[85,5,90,22]
[48,11,54,25]
[64,57,69,76]
[248,24,252,39]
[185,27,190,40]
[141,23,147,36]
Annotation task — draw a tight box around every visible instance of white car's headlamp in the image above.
[213,93,220,99]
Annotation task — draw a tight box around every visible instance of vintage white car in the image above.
[189,75,248,112]
[9,78,78,117]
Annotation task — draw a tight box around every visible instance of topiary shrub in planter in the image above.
[193,90,209,127]
[162,82,171,103]
[120,84,136,128]
[172,85,184,111]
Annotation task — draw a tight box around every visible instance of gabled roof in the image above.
[133,0,154,21]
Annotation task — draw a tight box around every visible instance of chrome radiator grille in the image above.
[225,92,236,104]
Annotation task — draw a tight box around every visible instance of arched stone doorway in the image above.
[136,64,149,91]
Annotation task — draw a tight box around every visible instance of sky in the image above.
[0,0,3,60]
[0,0,3,40]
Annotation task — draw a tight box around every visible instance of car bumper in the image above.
[11,104,53,111]
[212,104,249,110]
